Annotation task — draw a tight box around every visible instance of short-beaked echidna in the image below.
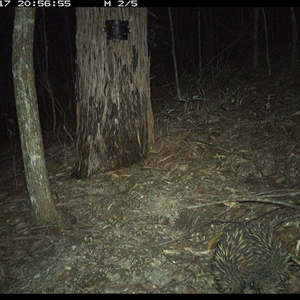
[211,222,292,293]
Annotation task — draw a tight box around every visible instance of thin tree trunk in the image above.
[12,8,61,225]
[198,7,202,76]
[261,8,271,75]
[168,7,181,100]
[290,7,298,69]
[253,7,259,69]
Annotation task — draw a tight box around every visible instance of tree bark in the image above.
[12,8,61,225]
[74,8,154,178]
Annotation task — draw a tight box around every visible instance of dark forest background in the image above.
[0,7,298,144]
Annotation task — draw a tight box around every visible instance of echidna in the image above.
[211,222,292,293]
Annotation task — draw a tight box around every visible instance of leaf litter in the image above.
[1,68,300,293]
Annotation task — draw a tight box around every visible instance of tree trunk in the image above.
[197,7,202,76]
[290,7,298,69]
[253,7,259,70]
[74,8,154,178]
[12,8,61,225]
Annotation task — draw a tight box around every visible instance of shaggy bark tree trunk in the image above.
[12,8,61,225]
[74,7,154,178]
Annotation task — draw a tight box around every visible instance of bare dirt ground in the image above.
[1,66,300,293]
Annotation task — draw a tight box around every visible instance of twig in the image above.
[181,191,300,211]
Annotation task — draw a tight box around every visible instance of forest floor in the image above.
[1,64,300,293]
